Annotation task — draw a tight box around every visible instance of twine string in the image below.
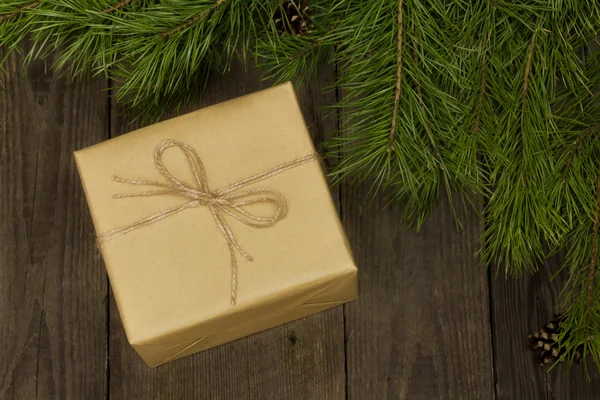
[96,140,318,305]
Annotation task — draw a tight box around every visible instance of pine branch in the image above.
[387,0,404,152]
[324,0,477,225]
[474,22,491,135]
[289,21,340,63]
[161,0,226,39]
[521,18,538,104]
[103,0,136,14]
[98,0,268,117]
[410,25,443,170]
[256,1,335,84]
[479,7,567,275]
[0,0,47,74]
[547,41,600,368]
[587,172,600,306]
[17,0,149,77]
[289,39,322,61]
[563,124,600,182]
[519,21,539,190]
[554,147,600,368]
[0,1,39,22]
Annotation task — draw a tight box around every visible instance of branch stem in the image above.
[161,0,226,39]
[288,24,335,61]
[0,1,39,22]
[387,0,404,152]
[474,16,492,134]
[411,26,443,169]
[519,19,539,189]
[103,0,135,14]
[290,39,323,61]
[522,20,538,103]
[562,124,600,182]
[587,171,600,306]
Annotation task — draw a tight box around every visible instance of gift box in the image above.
[74,83,358,367]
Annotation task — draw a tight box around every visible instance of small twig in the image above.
[519,19,539,189]
[474,17,492,135]
[387,0,404,152]
[103,0,135,14]
[161,0,226,39]
[522,19,538,103]
[290,38,324,61]
[411,29,421,98]
[586,171,600,306]
[411,26,443,170]
[562,124,600,182]
[288,23,336,61]
[0,1,39,22]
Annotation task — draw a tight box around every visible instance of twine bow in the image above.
[96,140,318,305]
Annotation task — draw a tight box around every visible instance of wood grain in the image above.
[341,189,495,400]
[489,268,547,399]
[4,40,600,400]
[0,50,108,399]
[107,63,346,400]
[491,252,600,400]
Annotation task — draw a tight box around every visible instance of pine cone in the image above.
[528,316,582,366]
[273,0,314,35]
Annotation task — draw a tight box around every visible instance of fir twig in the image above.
[411,24,443,170]
[387,0,404,152]
[563,124,600,182]
[587,172,600,306]
[103,0,136,14]
[161,0,226,39]
[520,22,539,190]
[521,18,538,103]
[0,1,39,22]
[289,21,340,62]
[474,23,491,135]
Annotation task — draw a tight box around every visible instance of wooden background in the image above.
[2,47,600,400]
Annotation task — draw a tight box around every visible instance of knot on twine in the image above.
[96,140,318,306]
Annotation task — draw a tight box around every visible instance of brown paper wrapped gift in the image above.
[74,83,358,367]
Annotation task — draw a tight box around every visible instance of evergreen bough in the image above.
[2,0,600,372]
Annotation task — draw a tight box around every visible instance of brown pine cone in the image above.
[528,316,583,367]
[273,0,315,35]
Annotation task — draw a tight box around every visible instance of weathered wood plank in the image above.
[491,253,600,400]
[342,191,494,399]
[108,64,346,400]
[544,252,600,399]
[0,51,108,399]
[490,270,547,399]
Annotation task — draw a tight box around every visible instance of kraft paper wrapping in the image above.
[74,83,358,367]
